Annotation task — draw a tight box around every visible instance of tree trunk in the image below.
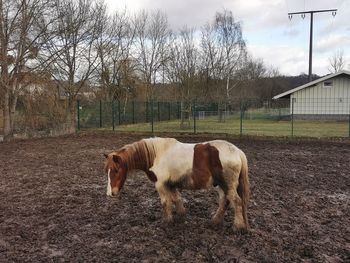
[3,89,12,139]
[9,92,18,130]
[218,102,225,123]
[123,95,128,117]
[180,100,191,129]
[226,76,230,99]
[67,98,77,134]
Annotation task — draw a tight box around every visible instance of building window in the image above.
[323,80,333,88]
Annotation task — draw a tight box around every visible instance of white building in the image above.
[273,70,350,120]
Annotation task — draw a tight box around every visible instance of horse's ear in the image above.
[112,155,127,169]
[103,153,108,158]
[112,155,121,163]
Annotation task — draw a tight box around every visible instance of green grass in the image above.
[110,117,349,138]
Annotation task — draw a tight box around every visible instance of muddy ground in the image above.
[0,132,349,262]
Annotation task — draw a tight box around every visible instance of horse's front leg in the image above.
[155,182,173,223]
[171,189,186,216]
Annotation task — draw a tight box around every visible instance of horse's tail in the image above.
[237,151,250,228]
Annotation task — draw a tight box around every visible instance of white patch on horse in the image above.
[149,141,195,186]
[106,169,112,196]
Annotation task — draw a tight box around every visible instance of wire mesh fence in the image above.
[77,98,350,138]
[4,96,348,139]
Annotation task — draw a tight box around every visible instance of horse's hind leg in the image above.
[227,177,246,231]
[212,188,228,225]
[171,189,186,215]
[156,182,173,223]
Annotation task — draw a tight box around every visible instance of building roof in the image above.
[273,70,350,99]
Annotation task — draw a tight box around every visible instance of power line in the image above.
[288,9,338,82]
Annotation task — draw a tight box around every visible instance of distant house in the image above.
[273,70,350,120]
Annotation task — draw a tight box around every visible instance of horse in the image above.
[103,137,250,231]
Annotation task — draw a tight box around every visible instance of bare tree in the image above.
[259,66,282,100]
[200,10,246,101]
[40,0,105,131]
[200,22,221,97]
[166,27,198,127]
[215,10,246,99]
[0,0,55,139]
[231,54,283,103]
[96,8,136,102]
[133,10,170,100]
[328,49,345,73]
[235,56,267,98]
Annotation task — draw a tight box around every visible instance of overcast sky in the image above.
[105,0,349,76]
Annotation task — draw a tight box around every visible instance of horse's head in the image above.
[103,153,127,197]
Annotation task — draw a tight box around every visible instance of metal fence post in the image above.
[240,100,243,136]
[151,100,154,135]
[193,101,196,134]
[158,101,161,121]
[217,102,220,121]
[77,100,80,131]
[168,102,171,120]
[118,100,121,125]
[112,100,115,131]
[132,101,135,124]
[348,102,350,138]
[291,98,294,137]
[99,100,102,128]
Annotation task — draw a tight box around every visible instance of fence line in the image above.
[6,98,349,139]
[77,98,350,138]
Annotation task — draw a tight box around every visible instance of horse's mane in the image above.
[118,139,157,171]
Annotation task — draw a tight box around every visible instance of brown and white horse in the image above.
[103,137,250,231]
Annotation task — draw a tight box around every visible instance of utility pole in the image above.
[288,9,337,82]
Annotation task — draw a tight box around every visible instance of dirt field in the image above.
[0,133,349,262]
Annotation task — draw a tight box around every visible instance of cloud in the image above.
[317,4,350,35]
[249,40,350,76]
[105,0,347,33]
[106,0,291,30]
[108,0,231,29]
[315,34,350,53]
[248,44,310,75]
[283,28,300,37]
[104,0,350,76]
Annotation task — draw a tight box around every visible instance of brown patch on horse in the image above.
[117,139,157,183]
[145,170,157,182]
[104,139,158,195]
[192,144,212,189]
[192,143,226,191]
[104,139,158,188]
[125,140,155,170]
[108,153,128,192]
[207,144,228,194]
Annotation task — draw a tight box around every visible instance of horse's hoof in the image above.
[234,225,248,234]
[211,216,223,225]
[163,217,174,225]
[177,208,187,216]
